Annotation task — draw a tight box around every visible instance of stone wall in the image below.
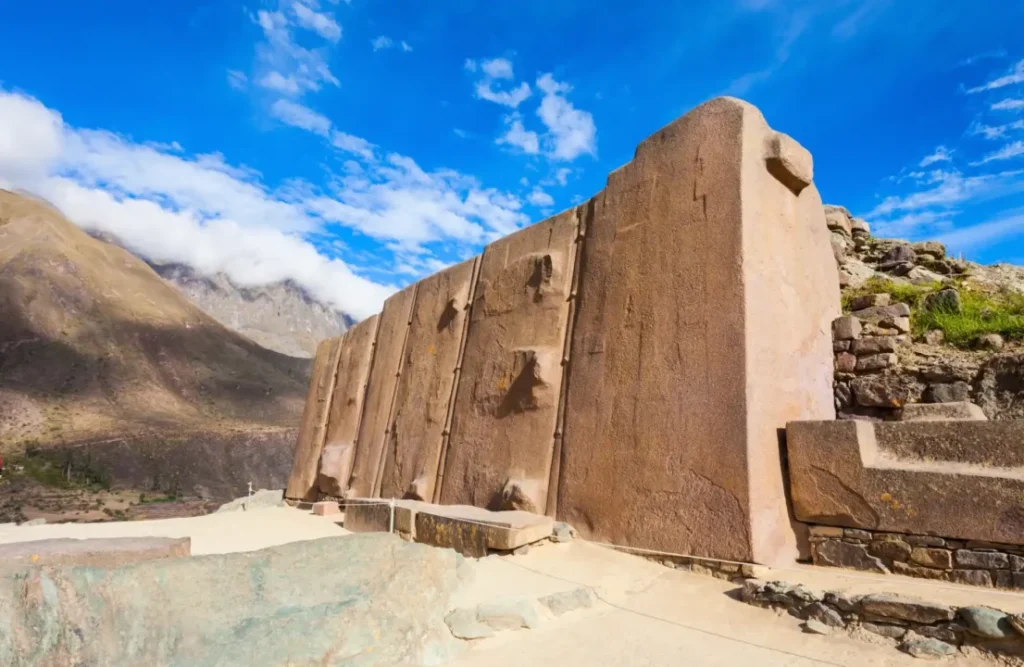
[809,525,1024,590]
[285,96,840,566]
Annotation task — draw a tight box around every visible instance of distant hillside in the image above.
[0,190,311,499]
[86,231,349,358]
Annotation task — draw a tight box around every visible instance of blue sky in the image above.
[1,0,1023,318]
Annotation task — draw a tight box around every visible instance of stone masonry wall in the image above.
[809,525,1024,590]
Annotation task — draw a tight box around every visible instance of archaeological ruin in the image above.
[286,96,1024,589]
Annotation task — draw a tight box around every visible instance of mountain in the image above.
[84,231,348,359]
[0,189,311,500]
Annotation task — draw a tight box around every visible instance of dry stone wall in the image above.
[286,97,839,566]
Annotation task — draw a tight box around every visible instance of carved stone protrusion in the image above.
[499,477,545,514]
[317,441,356,497]
[765,131,813,195]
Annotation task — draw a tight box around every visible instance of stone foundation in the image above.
[809,525,1024,590]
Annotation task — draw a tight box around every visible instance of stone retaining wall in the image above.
[742,578,1024,659]
[809,525,1024,590]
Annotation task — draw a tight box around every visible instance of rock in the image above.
[839,261,876,289]
[915,624,963,643]
[539,587,596,616]
[551,522,576,543]
[850,336,898,354]
[215,489,285,513]
[868,538,912,562]
[893,562,949,580]
[833,340,851,352]
[476,598,543,631]
[809,525,844,538]
[513,544,531,556]
[909,548,953,569]
[856,353,897,371]
[882,244,917,265]
[906,266,947,285]
[900,402,987,422]
[22,518,46,526]
[882,317,911,334]
[804,601,843,627]
[955,550,1008,570]
[862,622,907,639]
[1011,555,1024,572]
[912,241,946,259]
[907,535,946,547]
[317,442,357,498]
[851,375,924,408]
[814,540,888,573]
[858,594,954,624]
[0,537,191,569]
[312,501,341,516]
[851,303,911,322]
[836,352,858,373]
[925,382,971,404]
[445,608,495,640]
[1007,613,1024,636]
[830,233,849,262]
[0,535,463,666]
[832,316,863,341]
[849,294,892,310]
[900,637,956,659]
[978,333,1004,351]
[948,569,993,587]
[922,288,961,314]
[922,329,946,345]
[834,382,853,408]
[851,218,871,236]
[824,591,862,613]
[845,528,873,540]
[802,619,832,635]
[825,207,853,237]
[959,606,1015,639]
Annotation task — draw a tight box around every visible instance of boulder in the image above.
[851,218,871,236]
[924,382,972,404]
[978,333,1004,351]
[838,260,876,288]
[859,594,954,624]
[900,637,956,659]
[0,535,465,666]
[882,244,917,265]
[911,241,946,259]
[959,606,1015,639]
[848,294,891,310]
[824,206,853,237]
[922,288,961,314]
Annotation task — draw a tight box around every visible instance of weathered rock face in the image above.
[285,337,343,501]
[286,97,839,566]
[0,535,463,667]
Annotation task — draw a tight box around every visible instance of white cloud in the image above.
[371,36,393,51]
[967,59,1024,94]
[471,57,532,108]
[992,98,1024,112]
[553,167,572,186]
[938,213,1024,253]
[227,70,248,91]
[270,99,332,136]
[331,131,376,159]
[496,114,540,154]
[527,188,554,207]
[0,89,391,319]
[251,7,339,96]
[972,120,1024,140]
[972,141,1024,165]
[401,41,413,53]
[291,1,341,42]
[869,169,1024,218]
[919,145,952,167]
[536,73,597,161]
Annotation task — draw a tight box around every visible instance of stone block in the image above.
[344,499,424,537]
[832,316,862,341]
[836,352,857,373]
[808,525,844,538]
[924,382,972,404]
[787,419,1024,545]
[893,562,949,580]
[850,336,897,355]
[910,548,953,569]
[0,537,190,570]
[350,286,417,498]
[855,353,897,371]
[441,210,578,514]
[868,538,911,562]
[312,501,340,516]
[849,294,891,310]
[900,402,987,422]
[316,315,378,497]
[414,505,554,557]
[285,337,343,501]
[559,97,839,566]
[858,594,954,624]
[955,550,1008,570]
[813,540,887,573]
[851,303,910,322]
[764,131,813,195]
[379,259,476,503]
[851,375,923,407]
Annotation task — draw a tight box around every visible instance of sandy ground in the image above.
[0,506,347,555]
[0,507,1012,665]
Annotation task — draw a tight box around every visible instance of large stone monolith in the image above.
[557,97,839,566]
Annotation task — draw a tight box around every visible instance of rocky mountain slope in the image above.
[86,230,348,358]
[0,190,310,500]
[826,204,1024,421]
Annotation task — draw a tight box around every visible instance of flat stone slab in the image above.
[787,419,1024,544]
[900,402,987,422]
[344,499,554,557]
[0,537,191,569]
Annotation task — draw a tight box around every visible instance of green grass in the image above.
[843,277,1024,348]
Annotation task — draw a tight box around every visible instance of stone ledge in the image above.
[344,499,554,558]
[0,537,191,570]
